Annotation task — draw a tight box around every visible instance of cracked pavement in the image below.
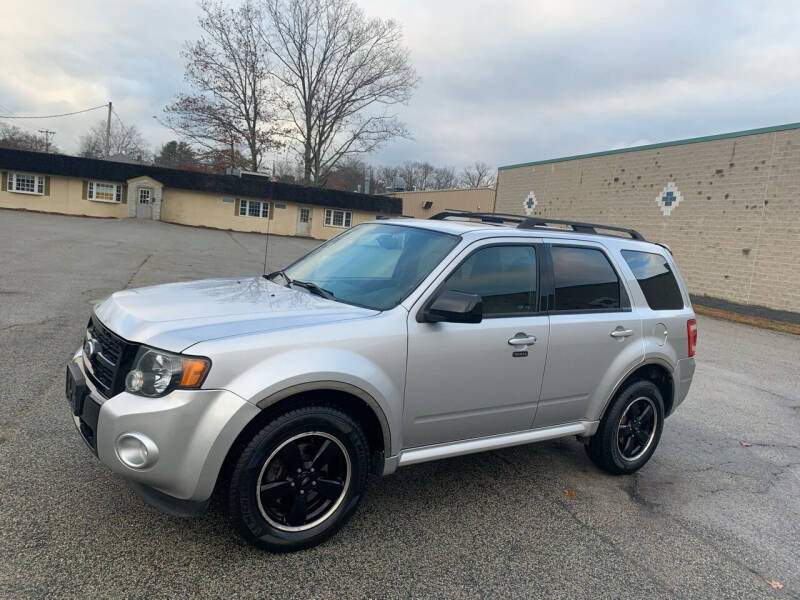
[0,210,798,599]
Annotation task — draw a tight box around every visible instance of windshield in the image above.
[278,223,460,310]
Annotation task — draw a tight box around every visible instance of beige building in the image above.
[495,123,800,315]
[0,148,401,240]
[391,187,495,219]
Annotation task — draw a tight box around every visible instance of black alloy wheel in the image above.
[616,397,658,461]
[256,432,351,531]
[224,405,370,552]
[586,379,665,475]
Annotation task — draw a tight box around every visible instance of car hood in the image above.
[94,276,378,352]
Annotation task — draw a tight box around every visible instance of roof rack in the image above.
[429,211,527,225]
[429,211,646,241]
[518,217,645,240]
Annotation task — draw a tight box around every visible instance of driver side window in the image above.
[441,245,537,316]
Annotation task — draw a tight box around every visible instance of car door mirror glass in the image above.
[424,290,483,323]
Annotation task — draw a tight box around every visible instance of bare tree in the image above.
[432,166,457,190]
[0,124,59,153]
[78,120,149,160]
[375,165,401,191]
[165,0,283,171]
[261,0,418,185]
[326,157,368,191]
[460,161,496,188]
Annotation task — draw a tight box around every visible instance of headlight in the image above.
[124,347,210,398]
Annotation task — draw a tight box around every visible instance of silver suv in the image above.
[66,213,697,552]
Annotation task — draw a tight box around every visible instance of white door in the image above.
[136,188,152,219]
[295,207,312,236]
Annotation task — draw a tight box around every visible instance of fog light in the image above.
[116,433,159,469]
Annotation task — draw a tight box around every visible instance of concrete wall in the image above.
[392,188,496,219]
[495,125,800,313]
[160,187,384,240]
[0,172,128,218]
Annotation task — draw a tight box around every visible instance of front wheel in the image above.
[586,379,664,475]
[225,405,370,552]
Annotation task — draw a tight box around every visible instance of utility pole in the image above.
[105,101,112,158]
[38,129,55,153]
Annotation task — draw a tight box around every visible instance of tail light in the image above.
[687,319,697,357]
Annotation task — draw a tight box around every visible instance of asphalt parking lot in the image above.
[1,209,798,599]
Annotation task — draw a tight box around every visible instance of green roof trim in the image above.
[498,121,800,171]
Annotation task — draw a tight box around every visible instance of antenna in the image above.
[262,202,272,275]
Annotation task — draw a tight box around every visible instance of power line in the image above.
[0,104,107,119]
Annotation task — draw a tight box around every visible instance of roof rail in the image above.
[429,211,527,225]
[517,217,646,241]
[429,210,647,241]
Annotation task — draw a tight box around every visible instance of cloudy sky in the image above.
[2,0,800,170]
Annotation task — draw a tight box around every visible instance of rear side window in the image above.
[622,250,684,310]
[442,245,537,316]
[551,246,621,311]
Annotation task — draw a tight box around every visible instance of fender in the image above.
[595,356,676,422]
[256,380,392,458]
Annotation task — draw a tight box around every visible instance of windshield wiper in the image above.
[291,279,336,300]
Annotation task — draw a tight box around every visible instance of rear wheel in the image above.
[225,405,369,552]
[586,379,664,475]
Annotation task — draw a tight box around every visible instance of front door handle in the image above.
[508,334,537,346]
[610,328,634,338]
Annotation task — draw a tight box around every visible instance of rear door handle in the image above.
[610,328,634,338]
[508,334,537,346]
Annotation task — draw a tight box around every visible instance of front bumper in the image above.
[67,348,259,506]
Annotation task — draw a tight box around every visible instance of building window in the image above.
[239,199,270,218]
[324,209,352,228]
[7,172,44,195]
[299,208,310,222]
[88,181,123,203]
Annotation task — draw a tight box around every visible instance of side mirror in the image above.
[423,290,483,324]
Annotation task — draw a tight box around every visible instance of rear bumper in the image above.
[672,356,696,413]
[67,348,260,505]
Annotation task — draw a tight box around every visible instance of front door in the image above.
[295,207,312,236]
[533,242,644,428]
[136,188,152,219]
[404,241,549,449]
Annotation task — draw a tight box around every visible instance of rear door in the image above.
[533,241,644,428]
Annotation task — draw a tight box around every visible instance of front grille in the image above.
[93,320,124,364]
[85,316,136,396]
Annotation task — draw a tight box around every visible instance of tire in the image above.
[225,405,370,552]
[586,379,664,475]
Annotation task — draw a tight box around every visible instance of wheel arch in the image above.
[217,382,391,495]
[598,359,676,421]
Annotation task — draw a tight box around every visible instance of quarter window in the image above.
[441,245,537,316]
[551,246,621,311]
[88,181,122,203]
[238,199,270,218]
[622,250,684,310]
[324,209,352,228]
[7,172,44,195]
